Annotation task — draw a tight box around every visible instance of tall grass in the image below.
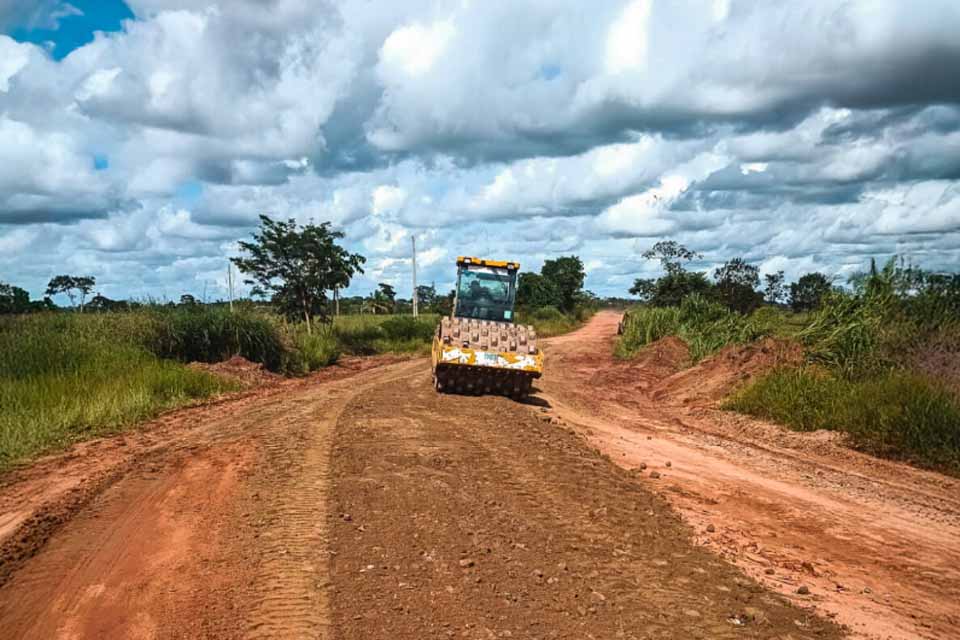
[152,306,288,371]
[516,306,590,338]
[0,314,237,470]
[0,305,582,471]
[617,272,960,473]
[333,313,438,355]
[616,295,785,361]
[725,368,960,472]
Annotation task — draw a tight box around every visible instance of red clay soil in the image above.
[189,355,283,388]
[540,311,960,640]
[0,343,842,638]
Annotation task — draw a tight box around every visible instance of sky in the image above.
[1,0,959,303]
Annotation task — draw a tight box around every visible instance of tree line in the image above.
[1,215,594,323]
[631,241,849,314]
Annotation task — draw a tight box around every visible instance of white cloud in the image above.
[605,0,652,74]
[371,185,407,216]
[379,19,455,77]
[2,0,960,299]
[0,36,30,92]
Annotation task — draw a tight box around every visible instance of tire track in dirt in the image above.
[327,364,839,639]
[242,362,424,639]
[0,356,418,639]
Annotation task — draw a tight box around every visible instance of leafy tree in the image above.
[517,272,562,309]
[30,296,57,312]
[179,294,198,306]
[632,241,714,307]
[377,282,396,302]
[0,282,30,314]
[232,215,365,333]
[714,258,762,314]
[376,283,397,313]
[415,284,437,311]
[628,278,657,302]
[763,271,786,305]
[87,294,128,312]
[45,275,96,311]
[790,272,832,312]
[437,289,456,316]
[631,271,714,307]
[540,256,585,313]
[642,241,702,277]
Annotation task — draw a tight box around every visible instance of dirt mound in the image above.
[655,337,804,405]
[589,336,690,392]
[190,355,281,388]
[634,335,691,371]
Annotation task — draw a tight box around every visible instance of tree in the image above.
[87,294,127,312]
[436,289,456,316]
[628,278,657,302]
[540,256,585,313]
[517,272,562,309]
[30,296,57,312]
[763,271,786,305]
[0,282,30,314]
[642,241,702,277]
[714,258,762,314]
[631,271,714,307]
[232,215,365,333]
[790,272,832,312]
[415,284,437,311]
[633,241,713,307]
[46,275,96,311]
[376,283,397,313]
[179,294,198,306]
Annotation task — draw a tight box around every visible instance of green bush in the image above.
[379,315,436,341]
[725,368,960,472]
[285,326,341,375]
[151,307,288,371]
[515,306,586,338]
[333,314,437,356]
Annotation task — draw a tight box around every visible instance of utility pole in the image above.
[411,235,418,318]
[334,286,340,317]
[227,263,235,313]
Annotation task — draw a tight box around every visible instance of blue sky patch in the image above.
[175,180,203,205]
[7,0,134,60]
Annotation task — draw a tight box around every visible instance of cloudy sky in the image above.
[1,0,959,302]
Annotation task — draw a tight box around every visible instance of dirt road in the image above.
[0,313,952,638]
[540,312,960,640]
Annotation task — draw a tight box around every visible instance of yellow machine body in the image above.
[432,257,543,397]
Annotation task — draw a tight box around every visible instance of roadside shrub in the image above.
[379,315,436,341]
[0,314,235,470]
[617,295,785,361]
[284,326,341,375]
[725,368,960,473]
[516,306,584,338]
[615,307,681,357]
[152,307,287,372]
[333,314,438,355]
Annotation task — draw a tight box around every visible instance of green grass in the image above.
[724,368,960,473]
[332,314,438,356]
[0,314,237,471]
[516,306,591,338]
[0,305,584,471]
[616,295,787,361]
